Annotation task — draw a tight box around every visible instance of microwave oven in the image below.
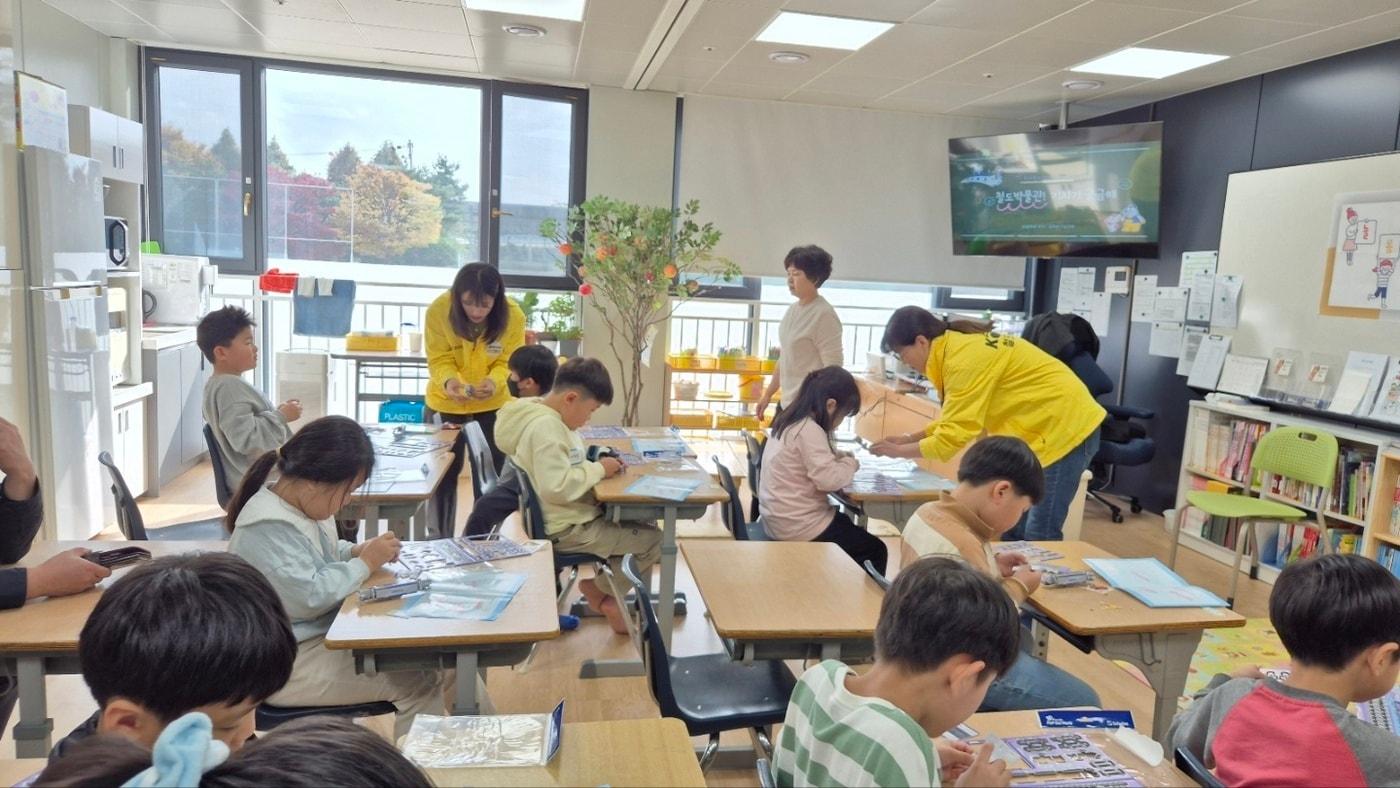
[105,216,129,269]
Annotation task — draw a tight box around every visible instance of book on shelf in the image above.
[1265,446,1375,521]
[1376,544,1400,580]
[1392,475,1400,535]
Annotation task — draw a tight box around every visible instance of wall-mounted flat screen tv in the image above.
[948,122,1162,259]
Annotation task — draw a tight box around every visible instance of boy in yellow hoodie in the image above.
[495,358,660,634]
[902,435,1100,711]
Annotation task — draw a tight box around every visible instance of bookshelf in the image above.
[1176,401,1400,584]
[661,364,775,431]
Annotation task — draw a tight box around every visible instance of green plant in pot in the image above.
[537,295,583,357]
[541,196,739,426]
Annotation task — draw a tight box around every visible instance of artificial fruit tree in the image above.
[541,196,739,426]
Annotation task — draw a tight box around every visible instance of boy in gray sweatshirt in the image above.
[198,306,301,493]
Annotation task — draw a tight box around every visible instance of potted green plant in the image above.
[762,346,780,373]
[541,196,739,425]
[536,295,583,357]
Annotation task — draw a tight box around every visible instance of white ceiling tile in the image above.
[584,0,667,27]
[85,20,175,41]
[368,28,476,58]
[922,58,1050,88]
[909,0,1086,32]
[265,37,384,60]
[701,81,790,100]
[42,0,144,24]
[574,46,635,75]
[115,1,256,32]
[971,35,1115,70]
[159,28,271,49]
[465,9,583,45]
[221,0,352,23]
[976,70,1151,107]
[1141,14,1321,55]
[885,79,1001,104]
[669,0,786,60]
[482,59,576,82]
[581,70,631,88]
[579,21,652,51]
[1028,2,1208,46]
[941,102,1038,118]
[338,0,469,34]
[780,0,939,23]
[472,35,577,68]
[648,74,711,93]
[784,88,875,107]
[1229,0,1400,26]
[654,56,727,81]
[867,94,974,114]
[1244,10,1400,63]
[706,42,850,89]
[1105,0,1250,11]
[243,13,368,43]
[798,68,911,96]
[368,50,480,72]
[818,23,1006,80]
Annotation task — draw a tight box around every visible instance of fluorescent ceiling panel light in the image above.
[463,0,585,22]
[1071,47,1227,79]
[755,12,893,51]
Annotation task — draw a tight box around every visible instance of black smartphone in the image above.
[85,546,152,569]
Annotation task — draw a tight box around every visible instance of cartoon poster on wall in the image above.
[1327,193,1400,311]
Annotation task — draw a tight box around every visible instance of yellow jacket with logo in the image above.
[920,331,1105,467]
[424,292,525,415]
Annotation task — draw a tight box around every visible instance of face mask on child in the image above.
[507,379,521,398]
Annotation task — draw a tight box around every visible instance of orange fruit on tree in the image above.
[663,263,678,278]
[557,242,573,256]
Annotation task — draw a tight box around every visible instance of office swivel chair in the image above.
[1023,312,1156,523]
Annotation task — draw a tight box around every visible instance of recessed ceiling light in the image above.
[503,23,546,37]
[768,51,810,64]
[1071,47,1227,79]
[463,0,584,22]
[755,11,893,51]
[1062,79,1103,91]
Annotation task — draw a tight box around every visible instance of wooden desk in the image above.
[964,710,1191,786]
[424,718,706,787]
[345,423,456,539]
[325,545,560,716]
[587,433,727,678]
[327,345,428,422]
[682,541,884,661]
[0,540,227,758]
[0,759,44,786]
[1024,541,1246,745]
[834,453,954,531]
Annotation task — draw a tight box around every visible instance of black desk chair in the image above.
[620,554,796,772]
[713,457,769,542]
[1175,746,1224,788]
[464,421,499,500]
[201,425,234,511]
[742,430,764,522]
[98,452,227,541]
[255,701,397,731]
[862,559,890,590]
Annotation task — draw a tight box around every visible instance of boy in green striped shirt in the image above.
[774,557,1019,787]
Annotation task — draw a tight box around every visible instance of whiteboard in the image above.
[1215,151,1400,363]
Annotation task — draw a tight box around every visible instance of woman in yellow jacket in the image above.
[424,263,525,534]
[872,306,1104,540]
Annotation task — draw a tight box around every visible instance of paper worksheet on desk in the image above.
[1084,557,1227,607]
[1130,275,1157,321]
[1148,322,1182,357]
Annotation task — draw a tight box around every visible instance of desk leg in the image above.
[412,503,430,541]
[452,651,479,716]
[363,505,381,538]
[1096,629,1202,745]
[13,656,52,758]
[658,504,678,651]
[1027,617,1051,661]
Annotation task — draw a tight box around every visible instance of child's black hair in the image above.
[449,263,509,345]
[508,345,558,394]
[769,366,860,441]
[784,245,834,287]
[35,716,432,787]
[553,357,613,405]
[876,556,1020,679]
[196,306,255,363]
[1271,554,1400,671]
[957,435,1045,503]
[225,416,374,531]
[78,552,296,722]
[880,306,992,354]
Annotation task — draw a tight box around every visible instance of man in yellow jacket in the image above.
[872,307,1104,540]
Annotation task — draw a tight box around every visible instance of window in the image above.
[144,50,584,288]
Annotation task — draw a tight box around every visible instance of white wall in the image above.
[14,0,108,109]
[678,95,1031,288]
[581,86,677,426]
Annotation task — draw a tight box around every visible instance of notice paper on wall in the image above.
[1176,326,1210,376]
[1217,355,1269,397]
[1181,250,1218,281]
[1131,275,1158,321]
[1212,274,1243,328]
[1148,322,1183,357]
[1153,287,1189,322]
[1187,273,1215,323]
[1328,369,1375,415]
[1187,334,1232,389]
[1071,291,1111,337]
[1056,267,1096,313]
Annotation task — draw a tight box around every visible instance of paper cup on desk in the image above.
[867,352,885,376]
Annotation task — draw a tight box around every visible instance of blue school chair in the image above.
[1175,746,1224,788]
[255,701,397,731]
[621,554,796,773]
[713,457,769,541]
[202,425,234,510]
[98,452,227,541]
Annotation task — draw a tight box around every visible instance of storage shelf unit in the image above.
[661,363,774,431]
[1176,400,1399,584]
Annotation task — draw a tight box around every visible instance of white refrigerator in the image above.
[0,144,114,540]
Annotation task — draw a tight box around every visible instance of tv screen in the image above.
[948,122,1162,259]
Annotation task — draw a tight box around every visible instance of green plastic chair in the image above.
[1168,426,1339,607]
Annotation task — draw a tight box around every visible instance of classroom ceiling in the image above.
[44,0,1400,122]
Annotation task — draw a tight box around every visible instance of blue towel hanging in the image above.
[293,279,357,337]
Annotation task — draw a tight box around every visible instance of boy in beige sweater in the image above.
[902,435,1099,711]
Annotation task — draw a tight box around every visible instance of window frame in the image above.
[142,48,585,289]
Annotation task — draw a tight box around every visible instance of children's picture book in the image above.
[1083,557,1228,608]
[1368,357,1400,424]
